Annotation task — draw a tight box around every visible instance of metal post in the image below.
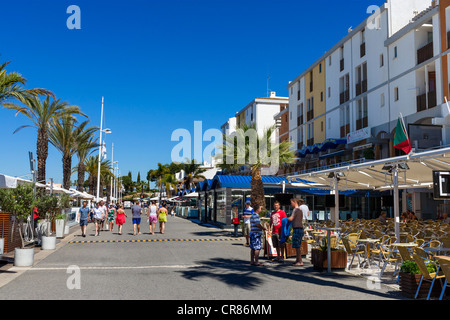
[96,97,104,202]
[393,165,400,242]
[334,176,340,228]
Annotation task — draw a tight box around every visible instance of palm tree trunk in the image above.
[62,155,72,190]
[37,128,48,183]
[77,162,85,192]
[251,166,265,211]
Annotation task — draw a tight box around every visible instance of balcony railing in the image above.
[306,110,314,122]
[307,138,314,147]
[297,142,304,149]
[340,59,345,72]
[448,31,450,50]
[340,124,350,138]
[416,90,437,112]
[356,79,368,96]
[356,117,368,130]
[360,42,366,58]
[417,93,427,112]
[340,90,350,104]
[417,42,434,65]
[297,115,303,126]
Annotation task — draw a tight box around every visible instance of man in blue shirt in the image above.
[77,201,90,237]
[249,204,266,266]
[131,201,142,236]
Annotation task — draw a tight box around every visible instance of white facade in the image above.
[288,0,450,158]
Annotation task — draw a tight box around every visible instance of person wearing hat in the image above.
[242,199,254,247]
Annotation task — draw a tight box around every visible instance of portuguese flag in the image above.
[393,116,411,154]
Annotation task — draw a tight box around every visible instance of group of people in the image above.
[243,198,309,267]
[76,200,170,237]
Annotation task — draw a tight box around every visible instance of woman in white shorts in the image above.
[147,201,158,235]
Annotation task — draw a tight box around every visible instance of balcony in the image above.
[297,142,304,149]
[356,117,368,130]
[340,90,350,104]
[340,59,345,72]
[306,110,314,122]
[360,42,366,58]
[448,31,450,50]
[297,115,303,126]
[307,138,314,147]
[417,42,433,65]
[356,79,368,96]
[416,93,427,112]
[340,124,350,138]
[416,90,437,112]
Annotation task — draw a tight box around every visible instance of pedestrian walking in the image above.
[269,201,287,263]
[157,203,168,234]
[242,199,253,247]
[288,198,304,267]
[93,202,104,236]
[108,204,116,232]
[99,200,108,231]
[131,200,142,236]
[147,201,158,235]
[298,198,310,227]
[115,204,127,235]
[77,201,90,237]
[249,204,266,267]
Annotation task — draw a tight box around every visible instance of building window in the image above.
[381,93,385,107]
[356,97,368,130]
[328,87,331,98]
[380,54,384,67]
[394,46,398,59]
[329,56,332,66]
[321,121,324,132]
[321,92,324,102]
[319,63,322,73]
[394,87,399,101]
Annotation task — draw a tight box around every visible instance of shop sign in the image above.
[347,127,371,144]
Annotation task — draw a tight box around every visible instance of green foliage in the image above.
[35,193,58,220]
[400,260,437,275]
[0,184,34,222]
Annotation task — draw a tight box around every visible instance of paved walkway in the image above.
[0,215,406,300]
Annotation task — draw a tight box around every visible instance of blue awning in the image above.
[297,138,347,158]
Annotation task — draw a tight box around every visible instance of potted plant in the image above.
[311,238,347,271]
[35,193,58,250]
[398,260,441,299]
[0,184,35,266]
[55,193,71,238]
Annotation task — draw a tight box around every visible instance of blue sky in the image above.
[0,0,384,185]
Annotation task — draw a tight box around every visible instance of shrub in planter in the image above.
[399,260,441,299]
[0,184,35,266]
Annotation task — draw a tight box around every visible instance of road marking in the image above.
[68,238,240,244]
[11,263,240,272]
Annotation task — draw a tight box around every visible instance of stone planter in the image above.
[41,235,57,250]
[311,248,347,271]
[55,219,65,238]
[14,248,34,267]
[398,272,443,299]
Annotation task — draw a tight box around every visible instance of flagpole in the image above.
[96,97,104,202]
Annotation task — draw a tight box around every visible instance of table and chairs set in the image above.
[302,218,450,300]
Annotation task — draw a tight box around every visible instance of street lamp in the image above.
[96,97,112,202]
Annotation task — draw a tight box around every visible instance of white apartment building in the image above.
[286,0,450,219]
[221,91,288,137]
[288,0,450,168]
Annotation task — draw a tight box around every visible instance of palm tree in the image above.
[73,131,99,192]
[48,117,97,190]
[83,155,112,196]
[217,123,295,210]
[180,159,206,193]
[3,95,84,183]
[0,60,53,105]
